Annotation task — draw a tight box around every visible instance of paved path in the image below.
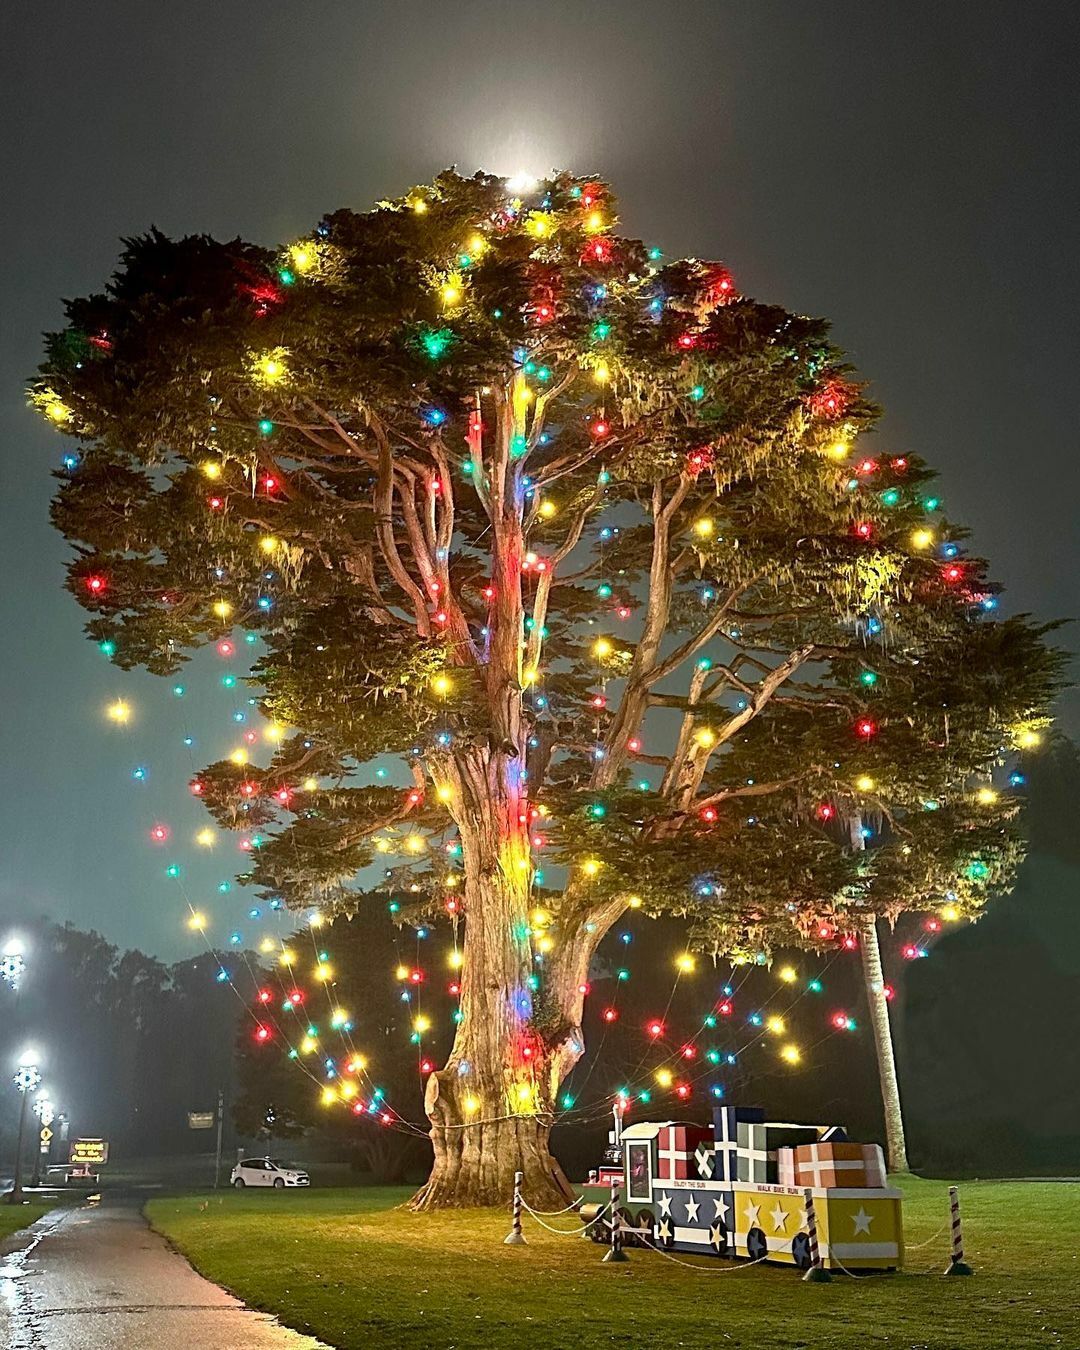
[0,1193,330,1349]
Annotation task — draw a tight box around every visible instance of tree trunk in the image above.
[858,914,909,1174]
[409,749,582,1210]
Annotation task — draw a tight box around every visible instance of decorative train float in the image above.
[576,1104,903,1271]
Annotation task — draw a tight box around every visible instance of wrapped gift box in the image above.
[710,1106,765,1181]
[789,1141,887,1189]
[736,1122,822,1183]
[655,1122,715,1182]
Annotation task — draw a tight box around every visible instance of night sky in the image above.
[2,1,1077,960]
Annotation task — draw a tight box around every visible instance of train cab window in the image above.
[626,1142,652,1202]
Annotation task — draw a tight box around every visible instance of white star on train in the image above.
[658,1194,672,1216]
[769,1203,789,1232]
[684,1196,700,1223]
[657,1218,672,1242]
[743,1200,761,1228]
[712,1196,730,1222]
[852,1207,874,1235]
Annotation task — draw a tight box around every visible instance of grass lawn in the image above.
[0,1201,55,1244]
[146,1176,1079,1349]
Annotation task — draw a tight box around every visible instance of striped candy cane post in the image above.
[602,1176,628,1262]
[944,1185,973,1275]
[802,1187,832,1282]
[503,1170,527,1245]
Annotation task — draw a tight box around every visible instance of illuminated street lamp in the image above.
[1,938,26,991]
[9,1051,42,1205]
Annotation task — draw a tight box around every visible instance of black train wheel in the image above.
[746,1227,768,1262]
[791,1232,813,1270]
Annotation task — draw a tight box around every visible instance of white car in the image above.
[230,1157,310,1189]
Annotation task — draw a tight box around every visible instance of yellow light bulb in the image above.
[516,1082,532,1103]
[258,938,275,955]
[781,1044,801,1065]
[195,828,215,848]
[941,904,959,922]
[695,728,716,749]
[537,935,554,954]
[581,858,601,877]
[976,786,998,805]
[229,748,247,766]
[255,352,287,385]
[201,460,222,480]
[538,500,557,518]
[106,699,131,724]
[314,962,332,982]
[347,1055,367,1073]
[767,1016,786,1034]
[374,836,390,853]
[627,894,643,909]
[468,233,487,254]
[911,528,934,550]
[279,949,295,967]
[655,1068,673,1088]
[436,784,453,803]
[463,1095,479,1114]
[289,243,315,273]
[265,722,285,742]
[441,278,462,306]
[693,518,714,539]
[340,1081,357,1100]
[309,910,325,928]
[321,1086,337,1106]
[395,965,410,981]
[212,600,232,620]
[593,637,612,658]
[187,911,207,931]
[410,198,428,214]
[826,441,850,460]
[46,400,72,423]
[526,212,553,238]
[855,775,876,792]
[778,966,797,983]
[303,1037,319,1056]
[414,1015,431,1034]
[1015,729,1042,749]
[259,535,279,554]
[585,211,605,232]
[676,953,695,973]
[302,776,318,791]
[522,666,538,686]
[404,833,427,854]
[432,674,452,696]
[448,950,463,969]
[593,361,610,383]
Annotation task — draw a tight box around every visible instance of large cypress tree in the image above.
[35,170,1063,1206]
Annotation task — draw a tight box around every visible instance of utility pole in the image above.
[213,1087,224,1189]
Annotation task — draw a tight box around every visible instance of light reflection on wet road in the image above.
[0,1193,329,1349]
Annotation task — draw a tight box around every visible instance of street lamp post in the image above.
[1,938,26,992]
[9,1053,42,1205]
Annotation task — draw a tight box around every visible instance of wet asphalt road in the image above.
[0,1193,330,1349]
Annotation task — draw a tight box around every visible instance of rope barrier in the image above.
[524,1195,585,1217]
[633,1230,772,1273]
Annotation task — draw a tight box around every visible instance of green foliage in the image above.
[36,168,1066,966]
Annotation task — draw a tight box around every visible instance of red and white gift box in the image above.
[655,1123,714,1182]
[777,1141,887,1189]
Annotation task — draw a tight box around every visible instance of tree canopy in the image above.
[36,169,1062,951]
